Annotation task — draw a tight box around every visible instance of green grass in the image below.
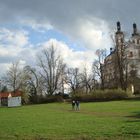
[0,100,140,140]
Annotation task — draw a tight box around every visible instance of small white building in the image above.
[8,94,21,107]
[0,92,22,107]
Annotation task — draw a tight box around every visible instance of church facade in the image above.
[102,22,140,93]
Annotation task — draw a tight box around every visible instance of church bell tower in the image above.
[115,21,125,54]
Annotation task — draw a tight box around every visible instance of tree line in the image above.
[0,45,106,103]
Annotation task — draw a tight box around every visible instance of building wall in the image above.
[8,96,21,107]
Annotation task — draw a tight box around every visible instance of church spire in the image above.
[117,21,121,32]
[132,23,138,36]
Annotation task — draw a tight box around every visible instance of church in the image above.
[102,22,140,93]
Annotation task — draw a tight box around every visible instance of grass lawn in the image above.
[0,100,140,140]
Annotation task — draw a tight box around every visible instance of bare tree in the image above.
[23,66,39,95]
[93,49,107,89]
[5,61,23,93]
[80,66,95,94]
[65,68,82,94]
[38,45,65,95]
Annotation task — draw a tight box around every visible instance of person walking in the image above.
[72,100,75,110]
[75,100,80,111]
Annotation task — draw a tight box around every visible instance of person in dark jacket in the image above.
[75,100,80,110]
[72,100,75,110]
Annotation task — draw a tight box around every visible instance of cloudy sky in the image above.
[0,0,140,76]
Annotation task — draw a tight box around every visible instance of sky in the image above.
[0,0,140,76]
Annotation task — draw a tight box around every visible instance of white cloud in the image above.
[0,28,37,76]
[0,48,8,56]
[0,28,29,47]
[70,17,112,51]
[0,63,11,75]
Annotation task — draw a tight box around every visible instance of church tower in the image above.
[131,23,140,46]
[132,23,138,36]
[115,21,125,54]
[115,21,125,89]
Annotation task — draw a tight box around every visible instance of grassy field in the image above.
[0,100,140,140]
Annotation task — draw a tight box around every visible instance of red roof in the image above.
[0,91,22,98]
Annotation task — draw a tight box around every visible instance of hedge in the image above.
[72,89,129,102]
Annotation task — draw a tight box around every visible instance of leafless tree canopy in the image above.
[80,66,95,93]
[38,45,65,95]
[5,61,23,92]
[93,49,107,89]
[65,68,81,94]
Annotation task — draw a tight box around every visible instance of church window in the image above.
[129,51,133,57]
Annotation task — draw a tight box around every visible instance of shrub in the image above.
[72,89,129,102]
[45,95,64,103]
[28,94,64,104]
